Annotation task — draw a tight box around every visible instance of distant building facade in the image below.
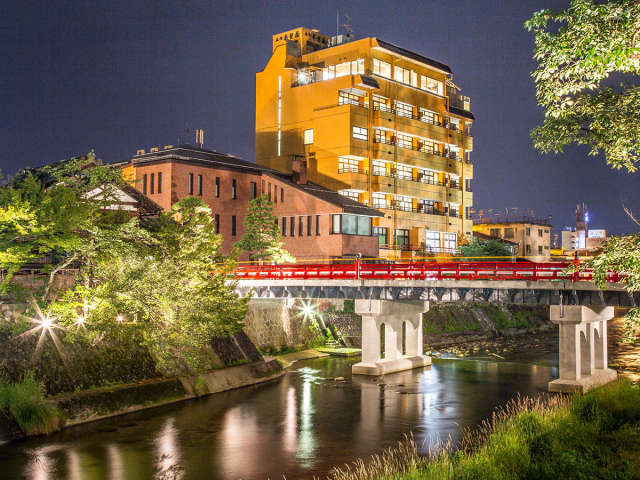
[255,27,474,257]
[120,145,382,260]
[560,204,607,254]
[472,215,552,262]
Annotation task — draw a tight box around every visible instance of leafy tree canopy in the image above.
[527,0,640,340]
[0,153,125,291]
[237,194,294,263]
[458,238,514,259]
[526,0,640,171]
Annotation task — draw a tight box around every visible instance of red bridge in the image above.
[234,261,621,283]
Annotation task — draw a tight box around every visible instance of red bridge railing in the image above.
[234,261,622,283]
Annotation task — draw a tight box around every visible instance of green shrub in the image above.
[0,372,59,435]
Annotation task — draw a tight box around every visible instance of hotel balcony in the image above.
[372,139,472,177]
[373,107,473,151]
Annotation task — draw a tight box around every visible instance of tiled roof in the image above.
[376,39,452,74]
[125,146,382,217]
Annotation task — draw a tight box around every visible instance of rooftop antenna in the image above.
[342,14,353,38]
[336,9,339,37]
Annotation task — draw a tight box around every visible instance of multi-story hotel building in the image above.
[120,145,382,260]
[256,27,474,257]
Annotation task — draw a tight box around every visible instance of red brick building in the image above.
[121,145,382,260]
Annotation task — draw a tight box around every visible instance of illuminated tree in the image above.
[527,0,640,339]
[237,194,294,263]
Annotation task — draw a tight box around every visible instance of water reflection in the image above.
[4,357,555,480]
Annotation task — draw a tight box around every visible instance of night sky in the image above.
[1,0,638,236]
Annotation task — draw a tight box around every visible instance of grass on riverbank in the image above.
[0,372,60,435]
[326,380,640,480]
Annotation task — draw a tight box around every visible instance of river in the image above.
[0,355,556,480]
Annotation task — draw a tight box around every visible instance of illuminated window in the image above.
[425,231,441,250]
[373,94,389,111]
[419,108,438,125]
[303,128,314,145]
[420,75,444,95]
[352,126,368,141]
[338,157,359,173]
[322,65,336,80]
[394,194,412,212]
[335,61,350,77]
[419,169,435,184]
[372,192,388,208]
[444,233,457,251]
[396,164,412,180]
[373,58,391,78]
[374,129,387,144]
[394,100,413,118]
[394,66,411,84]
[339,91,361,106]
[350,58,364,74]
[396,133,413,149]
[372,160,387,176]
[338,189,360,202]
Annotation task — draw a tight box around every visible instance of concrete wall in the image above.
[243,298,345,350]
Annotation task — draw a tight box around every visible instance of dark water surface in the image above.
[0,357,557,479]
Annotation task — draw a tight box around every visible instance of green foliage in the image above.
[525,0,640,171]
[49,197,248,376]
[526,1,640,341]
[579,234,640,341]
[458,238,513,259]
[0,153,125,292]
[0,372,59,435]
[236,194,294,263]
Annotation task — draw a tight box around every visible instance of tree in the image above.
[50,197,248,375]
[526,0,640,339]
[525,0,640,172]
[236,194,294,263]
[0,153,125,294]
[458,238,514,260]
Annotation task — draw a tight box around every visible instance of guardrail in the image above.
[234,261,621,283]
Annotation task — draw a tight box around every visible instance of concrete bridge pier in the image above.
[548,305,617,393]
[352,299,431,376]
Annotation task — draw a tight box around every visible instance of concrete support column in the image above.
[549,305,617,393]
[352,300,431,376]
[361,316,380,364]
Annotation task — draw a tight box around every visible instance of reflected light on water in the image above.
[107,444,124,480]
[283,386,297,454]
[66,449,81,480]
[155,418,183,479]
[26,446,54,480]
[296,368,319,467]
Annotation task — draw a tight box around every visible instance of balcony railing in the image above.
[374,137,463,162]
[378,204,461,218]
[337,167,463,190]
[373,106,469,136]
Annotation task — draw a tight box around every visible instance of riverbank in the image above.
[328,379,640,480]
[0,358,283,443]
